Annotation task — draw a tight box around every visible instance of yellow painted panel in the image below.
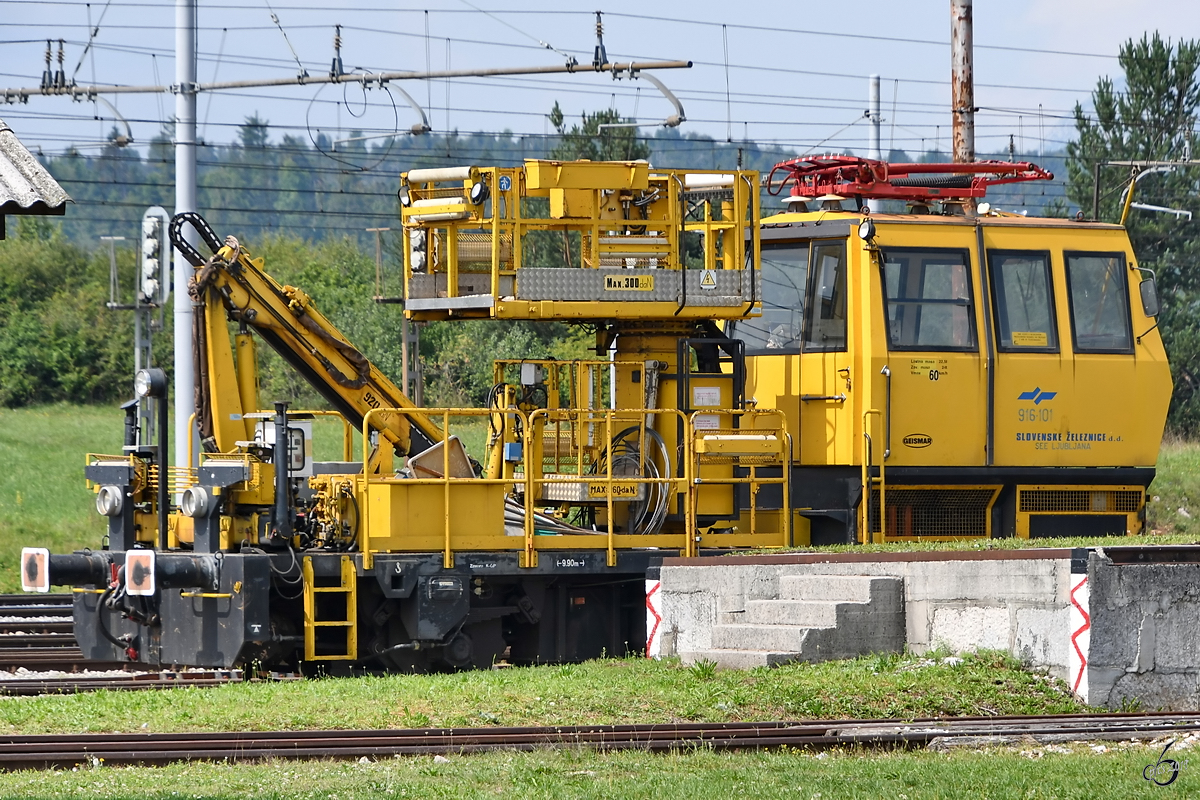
[884,352,987,465]
[798,351,857,464]
[745,354,804,459]
[525,160,649,190]
[366,482,505,550]
[987,226,1170,468]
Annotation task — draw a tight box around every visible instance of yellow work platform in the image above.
[398,160,762,322]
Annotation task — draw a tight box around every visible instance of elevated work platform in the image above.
[398,160,761,321]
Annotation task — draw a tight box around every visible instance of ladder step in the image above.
[312,621,354,627]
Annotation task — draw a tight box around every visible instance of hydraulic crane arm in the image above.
[169,212,441,463]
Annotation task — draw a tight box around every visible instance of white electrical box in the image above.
[255,418,313,477]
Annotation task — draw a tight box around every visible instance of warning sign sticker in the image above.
[700,269,717,289]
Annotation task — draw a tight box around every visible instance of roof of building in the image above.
[0,119,71,216]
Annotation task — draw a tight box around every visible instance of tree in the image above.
[549,102,650,162]
[237,114,270,149]
[1066,34,1200,431]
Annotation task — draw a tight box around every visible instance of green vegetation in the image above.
[0,651,1081,735]
[1146,436,1200,536]
[0,404,120,590]
[0,225,145,408]
[0,741,1188,799]
[1066,33,1200,432]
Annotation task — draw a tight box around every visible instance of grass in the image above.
[0,740,1192,799]
[0,652,1082,735]
[0,404,120,593]
[1145,434,1200,536]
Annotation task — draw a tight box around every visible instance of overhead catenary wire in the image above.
[262,0,308,78]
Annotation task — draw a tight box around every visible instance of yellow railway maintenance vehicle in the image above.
[734,156,1170,543]
[21,156,1170,672]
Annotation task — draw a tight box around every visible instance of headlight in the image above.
[96,485,124,517]
[858,218,877,241]
[180,486,211,518]
[134,367,166,399]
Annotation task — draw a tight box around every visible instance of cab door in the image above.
[880,246,988,465]
[797,238,855,466]
[987,248,1067,466]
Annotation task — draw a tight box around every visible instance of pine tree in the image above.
[549,103,650,162]
[1066,34,1200,431]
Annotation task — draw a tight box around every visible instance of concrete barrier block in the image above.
[659,565,717,593]
[661,588,715,653]
[1152,605,1200,671]
[906,563,1059,602]
[906,599,931,648]
[1105,670,1200,712]
[1088,598,1142,668]
[930,605,1010,652]
[1014,606,1069,678]
[780,574,875,602]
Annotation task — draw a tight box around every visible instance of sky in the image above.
[1,0,1198,162]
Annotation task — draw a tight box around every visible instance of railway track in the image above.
[0,593,75,649]
[0,669,245,697]
[0,712,1196,770]
[0,594,166,677]
[0,593,90,672]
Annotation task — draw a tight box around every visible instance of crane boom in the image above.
[169,211,441,461]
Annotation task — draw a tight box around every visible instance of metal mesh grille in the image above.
[541,430,582,473]
[455,232,513,268]
[869,488,998,538]
[1019,489,1142,513]
[695,428,780,465]
[412,186,464,201]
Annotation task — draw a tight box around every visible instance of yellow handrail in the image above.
[360,406,529,569]
[526,407,692,566]
[688,408,793,553]
[862,408,886,543]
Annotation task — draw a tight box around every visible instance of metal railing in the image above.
[689,409,793,551]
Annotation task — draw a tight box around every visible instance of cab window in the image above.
[1065,252,1133,353]
[803,241,847,352]
[734,243,808,353]
[882,248,976,351]
[989,251,1058,352]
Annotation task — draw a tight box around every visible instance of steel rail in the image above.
[0,632,75,647]
[0,712,1197,770]
[0,622,72,635]
[0,670,243,697]
[0,594,72,611]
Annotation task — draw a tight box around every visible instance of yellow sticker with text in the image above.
[1012,331,1049,347]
